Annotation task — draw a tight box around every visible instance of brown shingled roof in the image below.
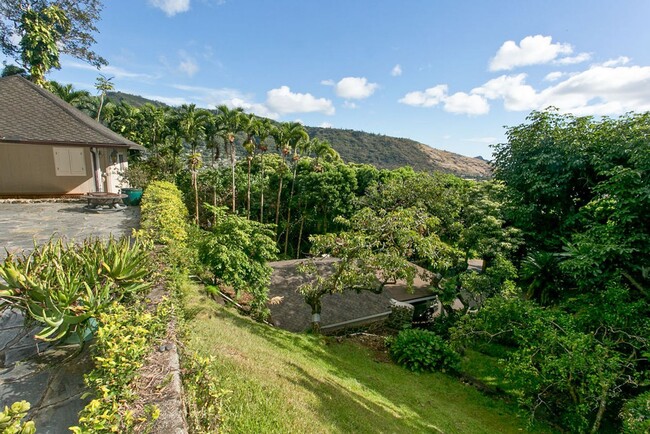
[0,75,145,151]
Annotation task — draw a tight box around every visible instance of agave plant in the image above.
[0,237,152,343]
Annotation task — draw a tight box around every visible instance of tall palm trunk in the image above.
[296,209,305,259]
[229,136,236,213]
[275,157,286,229]
[283,161,299,256]
[247,156,252,219]
[96,94,105,122]
[259,152,265,223]
[275,177,283,228]
[193,173,199,225]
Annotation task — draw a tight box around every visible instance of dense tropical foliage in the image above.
[1,40,648,429]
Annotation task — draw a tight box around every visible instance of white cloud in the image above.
[171,84,279,118]
[319,122,333,128]
[555,52,591,65]
[398,84,448,108]
[391,64,402,77]
[489,35,573,71]
[343,101,358,109]
[539,64,650,115]
[169,84,336,119]
[229,98,279,119]
[321,79,335,86]
[266,86,335,115]
[178,51,199,77]
[149,0,190,16]
[601,56,630,67]
[544,71,565,82]
[399,84,488,115]
[473,74,538,111]
[64,61,156,80]
[444,92,490,115]
[472,64,650,116]
[334,77,378,99]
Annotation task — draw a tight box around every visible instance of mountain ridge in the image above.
[107,91,491,179]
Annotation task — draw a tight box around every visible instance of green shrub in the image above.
[182,354,229,433]
[386,300,413,330]
[70,301,169,433]
[621,391,650,433]
[197,205,277,319]
[389,329,459,373]
[141,181,188,246]
[0,401,35,434]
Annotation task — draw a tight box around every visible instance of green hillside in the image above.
[106,92,491,178]
[107,91,166,108]
[305,126,491,178]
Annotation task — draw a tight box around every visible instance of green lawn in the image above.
[181,285,552,433]
[460,348,518,395]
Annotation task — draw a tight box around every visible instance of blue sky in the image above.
[6,0,650,158]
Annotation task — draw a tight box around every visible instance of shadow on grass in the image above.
[283,361,445,433]
[204,305,545,433]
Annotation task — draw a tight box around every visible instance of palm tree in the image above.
[283,135,312,255]
[140,104,169,157]
[164,112,184,175]
[240,113,258,219]
[187,152,203,225]
[94,74,114,122]
[47,81,91,110]
[215,105,244,213]
[270,122,308,231]
[310,138,340,170]
[109,101,142,143]
[178,104,210,154]
[256,118,273,223]
[203,114,221,165]
[165,130,184,176]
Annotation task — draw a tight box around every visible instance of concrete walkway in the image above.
[0,201,139,260]
[0,201,140,433]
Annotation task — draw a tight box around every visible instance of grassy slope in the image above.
[182,286,550,434]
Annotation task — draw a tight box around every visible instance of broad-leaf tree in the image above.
[17,4,70,87]
[299,207,461,331]
[1,0,106,68]
[198,205,278,318]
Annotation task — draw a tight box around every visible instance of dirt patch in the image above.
[339,333,392,364]
[130,320,186,433]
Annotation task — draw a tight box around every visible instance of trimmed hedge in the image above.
[141,181,188,246]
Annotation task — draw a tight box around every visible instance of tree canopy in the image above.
[0,0,106,75]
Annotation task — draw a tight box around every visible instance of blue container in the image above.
[121,188,143,206]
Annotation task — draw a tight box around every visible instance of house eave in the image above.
[0,138,146,151]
